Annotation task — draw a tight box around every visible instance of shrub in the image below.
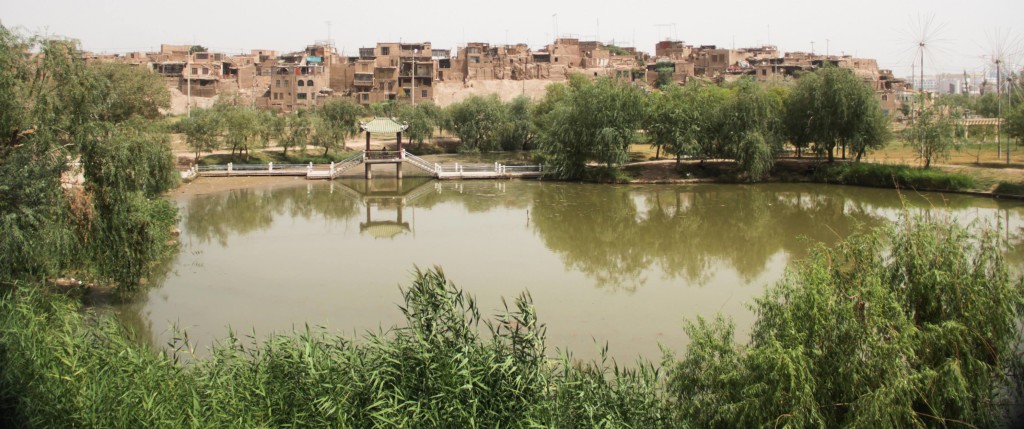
[815,162,975,191]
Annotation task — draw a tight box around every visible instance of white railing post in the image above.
[227,162,233,174]
[330,162,335,176]
[494,162,499,172]
[269,162,274,171]
[307,162,313,174]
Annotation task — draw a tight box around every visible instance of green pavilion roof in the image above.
[359,222,411,239]
[360,117,409,134]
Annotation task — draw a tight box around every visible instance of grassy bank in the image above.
[812,162,976,192]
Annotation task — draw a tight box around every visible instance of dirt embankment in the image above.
[433,80,555,107]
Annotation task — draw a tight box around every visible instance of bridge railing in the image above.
[365,150,404,161]
[500,165,544,173]
[401,150,438,174]
[437,163,495,173]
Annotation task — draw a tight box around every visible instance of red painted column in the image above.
[365,131,370,151]
[397,132,402,153]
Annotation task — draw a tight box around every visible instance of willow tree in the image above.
[0,26,178,290]
[537,75,646,179]
[89,62,171,122]
[908,104,960,169]
[216,104,261,159]
[395,101,440,148]
[179,108,223,161]
[497,96,535,151]
[1006,102,1024,145]
[718,79,784,180]
[318,98,363,152]
[445,94,506,152]
[667,219,1024,428]
[785,66,888,162]
[646,82,729,163]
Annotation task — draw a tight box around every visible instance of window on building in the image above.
[421,89,427,98]
[192,67,198,74]
[202,67,209,75]
[762,69,767,76]
[297,93,307,100]
[275,80,280,87]
[381,47,390,55]
[361,93,369,101]
[307,80,313,86]
[882,95,888,101]
[298,80,305,87]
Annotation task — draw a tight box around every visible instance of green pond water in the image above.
[117,178,1024,363]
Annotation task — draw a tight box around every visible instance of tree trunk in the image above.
[828,147,834,163]
[655,145,661,160]
[797,146,801,158]
[841,142,846,159]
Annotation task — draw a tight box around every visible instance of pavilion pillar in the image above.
[396,163,403,179]
[365,163,372,179]
[397,132,402,153]
[365,131,370,151]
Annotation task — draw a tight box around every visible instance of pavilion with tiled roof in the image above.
[359,117,410,179]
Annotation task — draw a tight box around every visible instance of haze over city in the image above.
[2,0,1021,77]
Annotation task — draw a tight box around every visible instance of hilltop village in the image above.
[83,38,913,117]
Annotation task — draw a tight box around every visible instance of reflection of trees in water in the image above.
[182,184,360,246]
[530,184,896,291]
[410,181,534,213]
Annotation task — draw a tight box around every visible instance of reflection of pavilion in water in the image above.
[333,178,435,239]
[329,179,514,239]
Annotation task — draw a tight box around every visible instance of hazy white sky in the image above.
[2,0,1021,77]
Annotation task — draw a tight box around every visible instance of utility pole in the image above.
[810,41,815,55]
[919,42,925,98]
[412,48,417,105]
[997,59,1003,162]
[552,14,558,42]
[187,62,192,117]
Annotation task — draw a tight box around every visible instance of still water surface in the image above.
[119,179,1024,362]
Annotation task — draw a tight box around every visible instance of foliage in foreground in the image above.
[814,162,976,191]
[0,26,178,292]
[667,218,1024,428]
[0,268,662,429]
[3,219,1023,428]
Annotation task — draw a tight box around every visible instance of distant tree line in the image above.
[184,66,1024,178]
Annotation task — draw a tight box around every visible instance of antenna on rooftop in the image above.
[655,23,676,41]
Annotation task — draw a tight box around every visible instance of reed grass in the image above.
[0,268,665,428]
